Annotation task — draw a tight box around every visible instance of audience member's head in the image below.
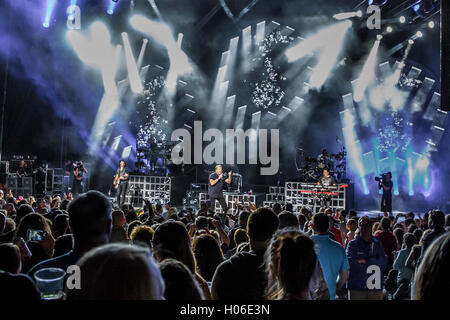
[393,228,404,248]
[238,210,251,227]
[247,208,279,250]
[66,243,164,300]
[67,191,112,253]
[54,234,74,257]
[283,203,293,212]
[159,258,203,300]
[428,210,445,230]
[14,213,52,241]
[52,214,69,239]
[266,229,317,300]
[381,217,391,231]
[347,218,358,232]
[127,220,142,239]
[234,228,248,246]
[278,211,300,229]
[15,204,34,224]
[358,216,372,240]
[0,211,6,233]
[153,220,195,273]
[195,216,208,231]
[192,234,224,282]
[403,233,416,249]
[372,222,381,235]
[130,225,154,247]
[414,232,450,300]
[445,215,450,228]
[312,213,329,234]
[112,210,125,227]
[272,203,282,215]
[0,243,21,273]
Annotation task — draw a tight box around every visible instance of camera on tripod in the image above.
[375,172,390,184]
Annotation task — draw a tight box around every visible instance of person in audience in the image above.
[393,233,416,287]
[298,213,307,232]
[328,215,344,246]
[417,210,446,267]
[110,209,127,243]
[153,220,211,299]
[445,215,450,230]
[346,216,387,300]
[28,191,112,278]
[393,228,405,249]
[311,213,349,300]
[278,211,300,229]
[192,233,224,282]
[127,220,142,239]
[375,217,398,274]
[159,258,203,300]
[0,270,41,300]
[266,230,318,300]
[52,214,69,239]
[14,213,55,257]
[15,204,35,224]
[413,232,450,300]
[226,210,250,252]
[372,221,382,236]
[211,207,279,300]
[233,228,248,248]
[54,234,74,257]
[66,243,165,300]
[346,219,357,247]
[0,243,21,273]
[130,225,154,247]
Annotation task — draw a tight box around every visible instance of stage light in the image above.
[43,0,56,28]
[408,39,414,45]
[377,34,383,40]
[368,0,388,6]
[428,21,435,28]
[107,0,118,15]
[333,11,363,20]
[386,26,393,32]
[399,16,406,23]
[416,31,423,37]
[413,0,436,18]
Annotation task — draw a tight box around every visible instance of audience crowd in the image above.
[0,187,449,300]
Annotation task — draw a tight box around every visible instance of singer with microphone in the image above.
[208,164,232,213]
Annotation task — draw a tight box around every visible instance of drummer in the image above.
[317,168,336,187]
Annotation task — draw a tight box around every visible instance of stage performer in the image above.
[208,165,232,214]
[72,161,88,197]
[379,172,393,217]
[114,160,129,207]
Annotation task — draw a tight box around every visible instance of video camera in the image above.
[375,172,390,184]
[76,161,85,170]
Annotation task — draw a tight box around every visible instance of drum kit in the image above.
[135,140,177,175]
[298,147,347,183]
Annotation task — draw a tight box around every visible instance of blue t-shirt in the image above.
[311,234,350,300]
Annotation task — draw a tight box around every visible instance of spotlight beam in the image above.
[121,33,143,94]
[354,37,381,102]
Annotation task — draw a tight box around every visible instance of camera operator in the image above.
[378,172,393,217]
[72,161,88,197]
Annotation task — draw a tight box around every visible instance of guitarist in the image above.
[72,161,88,197]
[114,160,129,207]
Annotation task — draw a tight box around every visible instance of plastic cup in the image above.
[34,268,66,300]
